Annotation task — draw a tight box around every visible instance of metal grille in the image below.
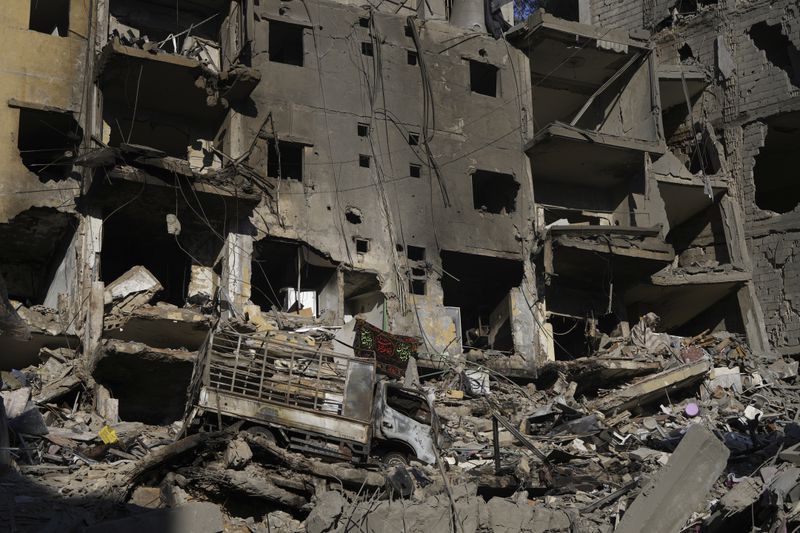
[206,328,361,417]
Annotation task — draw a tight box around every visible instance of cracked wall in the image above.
[236,0,539,367]
[596,0,800,356]
[0,2,90,225]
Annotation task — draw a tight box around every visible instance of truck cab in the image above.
[372,381,437,465]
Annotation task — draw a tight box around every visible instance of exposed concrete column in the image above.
[416,0,447,22]
[509,286,538,372]
[43,230,79,314]
[719,194,771,354]
[519,258,547,370]
[535,299,555,364]
[577,0,592,24]
[737,282,772,356]
[221,232,253,319]
[228,110,248,160]
[94,383,119,423]
[83,280,105,371]
[77,209,104,362]
[720,193,751,270]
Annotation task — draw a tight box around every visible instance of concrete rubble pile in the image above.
[2,0,799,530]
[2,310,800,532]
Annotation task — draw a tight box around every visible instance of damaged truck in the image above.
[185,325,437,465]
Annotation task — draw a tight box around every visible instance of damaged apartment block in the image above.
[3,0,800,530]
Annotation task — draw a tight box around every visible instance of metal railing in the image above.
[205,328,365,417]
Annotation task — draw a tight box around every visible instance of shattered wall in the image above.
[0,2,89,220]
[241,0,539,366]
[0,2,91,306]
[595,0,800,356]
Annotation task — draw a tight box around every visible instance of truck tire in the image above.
[380,451,409,467]
[387,465,415,498]
[245,425,277,444]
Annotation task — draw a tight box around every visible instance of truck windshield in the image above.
[385,386,432,425]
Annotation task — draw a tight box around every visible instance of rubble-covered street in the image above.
[4,308,800,532]
[2,0,800,530]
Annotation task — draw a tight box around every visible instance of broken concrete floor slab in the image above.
[81,502,224,533]
[591,360,712,415]
[617,425,729,533]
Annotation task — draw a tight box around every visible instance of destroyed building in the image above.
[2,0,800,530]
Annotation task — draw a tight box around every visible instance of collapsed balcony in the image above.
[97,1,260,166]
[0,207,79,367]
[249,237,384,326]
[85,162,258,349]
[511,11,665,195]
[96,39,260,153]
[440,251,525,353]
[658,64,708,112]
[527,124,664,189]
[97,38,260,117]
[510,10,663,141]
[629,150,750,333]
[75,142,267,199]
[540,176,748,360]
[539,225,675,360]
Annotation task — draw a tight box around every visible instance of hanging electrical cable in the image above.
[406,16,451,207]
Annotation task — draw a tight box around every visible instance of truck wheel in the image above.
[245,426,277,444]
[380,451,409,467]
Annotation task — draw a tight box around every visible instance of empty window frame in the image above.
[409,279,426,295]
[17,107,81,181]
[407,245,425,262]
[359,17,370,28]
[748,21,800,87]
[357,122,370,137]
[472,170,519,214]
[409,164,421,178]
[29,0,70,36]
[269,21,304,66]
[408,132,419,146]
[267,139,304,181]
[361,42,374,56]
[469,60,498,97]
[359,154,371,168]
[355,238,370,253]
[407,50,418,65]
[385,386,431,424]
[440,251,523,351]
[753,111,800,213]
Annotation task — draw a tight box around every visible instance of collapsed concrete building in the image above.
[0,0,797,422]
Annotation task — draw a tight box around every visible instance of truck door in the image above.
[378,384,437,464]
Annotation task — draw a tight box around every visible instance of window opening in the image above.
[469,60,498,97]
[267,139,303,181]
[29,0,70,36]
[269,21,304,66]
[472,170,519,214]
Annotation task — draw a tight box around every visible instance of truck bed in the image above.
[193,327,376,447]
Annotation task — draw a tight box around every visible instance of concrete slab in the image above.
[81,502,223,533]
[591,360,711,414]
[617,424,729,533]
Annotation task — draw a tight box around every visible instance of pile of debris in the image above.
[2,311,800,532]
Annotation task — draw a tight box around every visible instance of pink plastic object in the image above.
[685,403,700,417]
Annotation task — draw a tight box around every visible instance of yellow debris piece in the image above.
[98,425,118,444]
